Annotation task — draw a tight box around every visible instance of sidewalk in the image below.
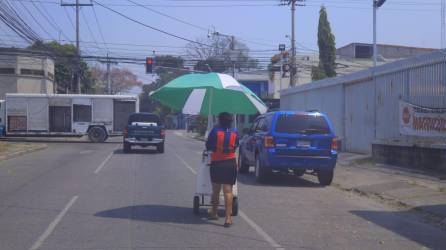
[179,130,446,227]
[335,152,446,228]
[0,141,47,161]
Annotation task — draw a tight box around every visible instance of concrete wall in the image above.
[281,50,446,154]
[0,53,55,99]
[0,76,17,99]
[336,44,355,58]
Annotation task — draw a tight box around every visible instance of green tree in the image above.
[312,6,336,80]
[28,41,95,93]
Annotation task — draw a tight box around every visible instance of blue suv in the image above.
[238,111,338,185]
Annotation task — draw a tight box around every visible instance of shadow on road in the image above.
[351,205,446,250]
[95,205,212,225]
[237,171,322,188]
[113,148,160,155]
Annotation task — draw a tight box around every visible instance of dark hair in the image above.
[218,112,233,128]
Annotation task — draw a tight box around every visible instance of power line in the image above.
[16,0,56,40]
[30,1,71,41]
[80,8,106,53]
[92,0,216,48]
[91,5,109,52]
[126,0,208,32]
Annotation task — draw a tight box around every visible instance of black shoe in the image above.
[223,222,232,228]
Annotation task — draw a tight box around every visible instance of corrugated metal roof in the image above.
[282,49,446,97]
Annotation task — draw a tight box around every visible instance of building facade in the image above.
[0,48,55,99]
[281,50,446,171]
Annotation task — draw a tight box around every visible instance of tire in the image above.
[232,197,238,216]
[157,143,165,153]
[123,143,131,153]
[238,150,249,174]
[88,126,107,143]
[294,169,305,177]
[255,154,269,183]
[318,170,334,186]
[193,196,200,215]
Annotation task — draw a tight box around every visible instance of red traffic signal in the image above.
[146,57,154,74]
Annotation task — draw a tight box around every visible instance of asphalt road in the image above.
[0,131,445,250]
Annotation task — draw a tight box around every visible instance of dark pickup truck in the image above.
[123,113,165,153]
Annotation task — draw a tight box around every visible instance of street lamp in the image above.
[373,0,386,67]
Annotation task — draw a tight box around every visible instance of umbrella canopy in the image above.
[150,73,268,116]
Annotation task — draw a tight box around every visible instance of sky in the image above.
[0,0,443,86]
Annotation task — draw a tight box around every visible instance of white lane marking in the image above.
[30,195,79,250]
[239,211,284,250]
[94,145,118,174]
[80,150,93,155]
[173,152,197,175]
[173,152,283,249]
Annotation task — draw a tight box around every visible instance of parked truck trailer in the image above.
[0,94,139,142]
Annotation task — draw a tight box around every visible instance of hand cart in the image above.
[193,151,238,216]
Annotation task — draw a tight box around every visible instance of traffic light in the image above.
[146,57,154,74]
[375,0,386,7]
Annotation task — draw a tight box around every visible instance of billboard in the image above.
[399,101,446,137]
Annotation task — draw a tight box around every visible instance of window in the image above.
[128,113,161,125]
[20,69,44,76]
[73,105,92,122]
[275,114,331,134]
[0,68,15,75]
[355,45,373,59]
[255,117,268,132]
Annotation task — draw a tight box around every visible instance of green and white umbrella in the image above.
[150,73,268,116]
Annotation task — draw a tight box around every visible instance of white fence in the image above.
[281,50,446,154]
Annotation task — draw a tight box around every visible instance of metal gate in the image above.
[113,100,135,132]
[49,106,71,132]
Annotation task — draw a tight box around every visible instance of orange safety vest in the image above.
[211,130,237,162]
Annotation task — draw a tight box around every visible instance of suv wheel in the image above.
[238,151,249,174]
[255,155,269,183]
[317,170,334,186]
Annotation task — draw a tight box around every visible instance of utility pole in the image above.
[61,0,93,94]
[442,0,445,49]
[281,0,304,87]
[279,44,286,95]
[373,0,386,67]
[106,53,111,94]
[373,1,377,67]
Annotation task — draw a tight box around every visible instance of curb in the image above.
[0,144,48,161]
[332,181,446,230]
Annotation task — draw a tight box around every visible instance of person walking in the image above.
[205,112,239,227]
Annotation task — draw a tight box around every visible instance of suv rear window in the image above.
[275,114,331,134]
[128,114,161,125]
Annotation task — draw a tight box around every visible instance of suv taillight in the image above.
[264,136,274,148]
[123,127,128,138]
[160,129,166,138]
[331,138,338,150]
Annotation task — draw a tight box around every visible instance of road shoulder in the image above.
[0,141,48,162]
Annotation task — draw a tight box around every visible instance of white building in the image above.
[0,48,55,99]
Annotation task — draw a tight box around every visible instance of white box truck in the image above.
[0,94,139,142]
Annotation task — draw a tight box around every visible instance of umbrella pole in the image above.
[205,88,213,139]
